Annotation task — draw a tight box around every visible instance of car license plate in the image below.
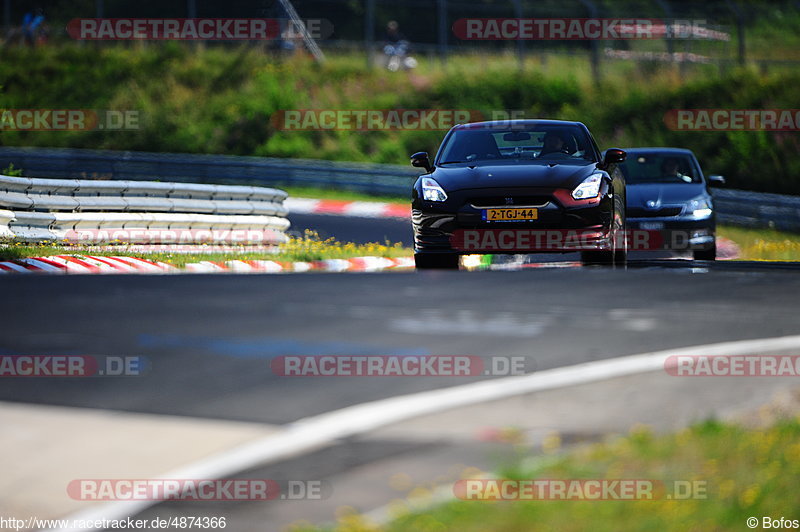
[639,222,665,230]
[483,208,538,222]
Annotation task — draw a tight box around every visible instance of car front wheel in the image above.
[414,253,460,270]
[693,244,716,261]
[580,249,614,266]
[583,210,626,267]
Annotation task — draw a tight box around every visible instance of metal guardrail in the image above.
[712,188,800,232]
[0,173,290,244]
[0,147,417,196]
[0,146,798,232]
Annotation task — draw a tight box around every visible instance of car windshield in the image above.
[438,126,598,164]
[620,153,702,184]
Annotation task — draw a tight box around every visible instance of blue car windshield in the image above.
[438,126,598,164]
[620,153,702,184]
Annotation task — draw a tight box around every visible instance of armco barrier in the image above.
[0,174,290,244]
[0,146,417,196]
[712,188,800,232]
[0,209,14,238]
[0,147,798,231]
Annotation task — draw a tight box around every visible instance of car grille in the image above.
[469,195,551,208]
[627,206,683,218]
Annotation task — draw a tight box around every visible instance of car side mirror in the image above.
[411,151,433,173]
[708,174,726,186]
[602,148,626,168]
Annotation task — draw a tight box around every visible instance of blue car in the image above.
[618,148,725,261]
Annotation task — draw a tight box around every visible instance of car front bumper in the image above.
[627,216,716,252]
[412,187,615,255]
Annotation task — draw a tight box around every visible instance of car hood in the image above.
[626,183,708,207]
[430,161,600,192]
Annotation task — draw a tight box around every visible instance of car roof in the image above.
[453,119,586,129]
[621,147,696,155]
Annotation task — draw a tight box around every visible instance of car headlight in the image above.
[421,177,448,202]
[685,198,712,218]
[571,173,603,200]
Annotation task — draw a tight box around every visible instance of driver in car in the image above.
[661,158,693,182]
[539,132,568,156]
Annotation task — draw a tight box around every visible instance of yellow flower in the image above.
[718,478,736,499]
[738,484,760,506]
[785,442,800,462]
[542,431,561,454]
[703,458,718,476]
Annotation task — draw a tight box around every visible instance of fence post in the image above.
[512,0,524,71]
[578,0,600,81]
[653,0,679,77]
[725,0,746,66]
[437,0,448,65]
[365,0,375,69]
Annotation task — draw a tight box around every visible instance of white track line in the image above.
[53,334,800,532]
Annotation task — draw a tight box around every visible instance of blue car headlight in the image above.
[421,177,448,202]
[571,173,603,200]
[684,198,712,218]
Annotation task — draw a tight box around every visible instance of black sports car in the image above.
[618,148,724,261]
[410,120,627,269]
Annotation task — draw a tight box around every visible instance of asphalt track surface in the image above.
[2,261,800,425]
[2,212,798,424]
[5,212,800,531]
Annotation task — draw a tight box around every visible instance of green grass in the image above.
[718,224,800,261]
[281,186,407,204]
[0,232,411,268]
[289,418,800,532]
[1,40,800,194]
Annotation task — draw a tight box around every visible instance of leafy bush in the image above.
[0,45,798,193]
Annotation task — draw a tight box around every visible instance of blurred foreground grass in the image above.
[718,225,800,261]
[291,415,800,532]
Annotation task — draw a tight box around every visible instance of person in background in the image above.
[382,21,416,71]
[6,9,46,47]
[22,10,46,47]
[385,21,405,47]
